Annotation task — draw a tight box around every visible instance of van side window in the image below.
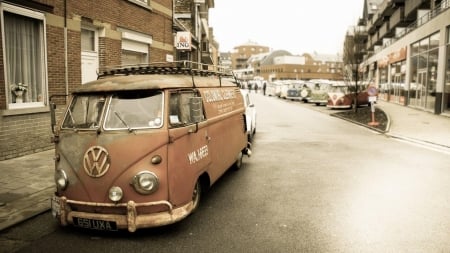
[169,91,204,127]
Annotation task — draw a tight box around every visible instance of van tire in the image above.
[192,180,202,212]
[232,152,243,170]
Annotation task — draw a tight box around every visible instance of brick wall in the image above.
[0,0,175,160]
[0,113,53,160]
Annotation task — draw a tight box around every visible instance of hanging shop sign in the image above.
[175,32,192,51]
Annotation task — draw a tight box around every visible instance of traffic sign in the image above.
[367,85,378,96]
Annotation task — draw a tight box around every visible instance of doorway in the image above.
[410,70,427,108]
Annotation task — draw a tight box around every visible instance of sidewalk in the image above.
[0,149,54,231]
[1,101,450,232]
[379,101,450,152]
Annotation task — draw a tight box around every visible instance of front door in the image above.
[166,90,210,207]
[410,70,427,108]
[81,28,98,84]
[391,74,403,104]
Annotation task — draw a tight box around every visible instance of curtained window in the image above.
[2,4,47,108]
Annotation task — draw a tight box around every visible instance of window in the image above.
[169,90,204,127]
[2,4,47,109]
[119,28,151,65]
[81,29,96,52]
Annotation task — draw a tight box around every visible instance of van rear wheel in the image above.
[192,180,202,212]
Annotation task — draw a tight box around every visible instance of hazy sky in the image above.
[209,0,365,55]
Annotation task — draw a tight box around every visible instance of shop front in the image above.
[409,33,440,112]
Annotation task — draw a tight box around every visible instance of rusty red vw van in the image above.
[50,63,251,232]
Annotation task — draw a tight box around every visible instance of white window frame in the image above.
[1,3,48,110]
[128,0,151,9]
[119,28,152,65]
[81,26,99,53]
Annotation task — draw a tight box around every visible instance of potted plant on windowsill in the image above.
[10,83,27,103]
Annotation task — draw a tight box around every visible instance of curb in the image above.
[330,109,390,134]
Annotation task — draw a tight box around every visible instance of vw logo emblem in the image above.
[83,146,110,178]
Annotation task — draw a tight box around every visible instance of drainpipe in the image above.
[64,0,68,103]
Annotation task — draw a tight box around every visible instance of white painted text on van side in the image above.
[203,89,236,103]
[188,145,209,165]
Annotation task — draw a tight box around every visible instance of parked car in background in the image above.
[327,83,370,109]
[241,89,257,142]
[286,80,305,101]
[265,82,278,96]
[307,79,333,105]
[299,82,315,102]
[279,80,292,99]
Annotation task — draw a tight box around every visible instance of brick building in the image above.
[0,0,184,160]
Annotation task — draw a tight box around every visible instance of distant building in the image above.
[218,52,232,73]
[219,41,343,82]
[230,41,270,70]
[260,52,343,82]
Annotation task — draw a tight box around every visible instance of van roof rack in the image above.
[97,61,233,79]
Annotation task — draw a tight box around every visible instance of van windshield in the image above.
[104,91,163,130]
[62,95,106,129]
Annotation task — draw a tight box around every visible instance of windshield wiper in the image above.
[114,111,133,132]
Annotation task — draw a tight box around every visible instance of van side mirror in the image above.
[189,97,203,123]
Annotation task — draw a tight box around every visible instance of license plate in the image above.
[51,196,61,217]
[73,217,118,231]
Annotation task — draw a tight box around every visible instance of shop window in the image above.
[443,27,450,113]
[1,4,47,109]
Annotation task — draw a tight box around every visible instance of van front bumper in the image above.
[51,195,193,232]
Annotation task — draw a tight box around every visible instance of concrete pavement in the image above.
[0,149,54,231]
[0,101,449,231]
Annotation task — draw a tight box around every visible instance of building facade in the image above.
[259,52,344,82]
[230,41,270,70]
[0,0,216,160]
[348,0,450,116]
[173,0,217,69]
[229,43,344,83]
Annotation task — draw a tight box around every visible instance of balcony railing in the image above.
[373,0,449,54]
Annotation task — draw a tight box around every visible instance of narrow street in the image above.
[5,93,450,253]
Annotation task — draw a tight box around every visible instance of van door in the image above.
[166,90,210,207]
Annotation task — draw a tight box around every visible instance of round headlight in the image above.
[109,186,123,202]
[55,169,68,191]
[131,171,159,195]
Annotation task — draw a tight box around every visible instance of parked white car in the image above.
[240,89,257,142]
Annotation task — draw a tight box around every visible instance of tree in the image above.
[342,24,366,112]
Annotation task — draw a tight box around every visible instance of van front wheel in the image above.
[192,181,202,212]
